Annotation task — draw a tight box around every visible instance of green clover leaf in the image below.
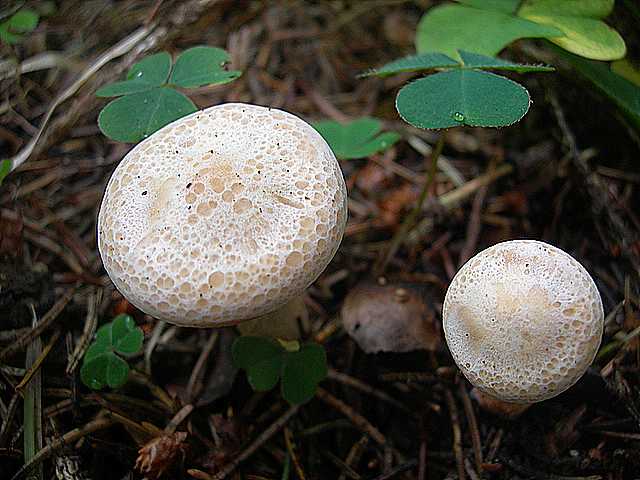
[314,118,400,160]
[0,9,39,45]
[96,46,242,143]
[169,46,242,88]
[80,314,144,390]
[396,69,530,129]
[232,336,328,405]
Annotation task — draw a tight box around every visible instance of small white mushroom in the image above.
[98,103,347,327]
[443,240,604,403]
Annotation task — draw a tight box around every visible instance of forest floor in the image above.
[1,1,640,479]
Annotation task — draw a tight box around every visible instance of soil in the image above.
[1,1,639,479]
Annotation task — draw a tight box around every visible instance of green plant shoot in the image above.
[80,314,144,390]
[97,46,242,143]
[232,336,328,405]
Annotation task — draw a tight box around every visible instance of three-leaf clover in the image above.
[365,50,553,129]
[314,118,400,160]
[97,46,242,143]
[232,336,328,405]
[80,314,144,390]
[0,9,39,45]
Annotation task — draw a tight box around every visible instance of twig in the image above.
[444,388,465,480]
[367,459,418,480]
[188,405,300,480]
[338,436,369,480]
[16,329,62,392]
[0,288,76,361]
[327,369,411,414]
[164,404,193,434]
[8,26,153,173]
[186,330,218,402]
[10,416,114,480]
[459,384,483,478]
[284,427,307,480]
[316,388,386,446]
[66,288,101,375]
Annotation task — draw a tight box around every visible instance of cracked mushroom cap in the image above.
[443,240,604,403]
[98,103,347,327]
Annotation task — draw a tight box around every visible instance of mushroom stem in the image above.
[471,388,531,419]
[236,296,309,341]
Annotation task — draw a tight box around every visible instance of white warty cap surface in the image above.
[98,103,347,327]
[443,240,603,403]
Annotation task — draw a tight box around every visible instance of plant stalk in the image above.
[374,132,446,275]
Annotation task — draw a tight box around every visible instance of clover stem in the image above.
[374,131,446,275]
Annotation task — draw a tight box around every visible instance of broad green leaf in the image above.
[314,118,401,160]
[98,88,197,143]
[456,0,519,13]
[396,69,530,129]
[0,159,11,185]
[363,53,458,77]
[81,352,130,389]
[96,80,158,97]
[555,48,640,128]
[111,314,144,355]
[416,4,562,58]
[458,50,555,72]
[519,0,614,18]
[9,10,39,33]
[281,344,327,405]
[519,0,626,60]
[169,46,242,88]
[232,336,285,392]
[127,52,172,85]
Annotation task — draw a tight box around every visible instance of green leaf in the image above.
[363,52,458,77]
[555,48,640,128]
[110,314,144,355]
[98,88,197,143]
[519,0,614,18]
[314,118,401,160]
[458,50,555,72]
[281,343,327,405]
[81,352,130,389]
[232,336,285,392]
[519,0,626,60]
[9,10,39,33]
[456,0,520,13]
[127,52,172,85]
[83,342,109,363]
[96,80,159,97]
[396,69,530,129]
[0,159,12,185]
[0,25,21,44]
[169,46,242,88]
[416,4,562,58]
[611,59,640,87]
[97,52,172,97]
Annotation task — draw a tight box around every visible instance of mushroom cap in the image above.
[98,103,347,327]
[443,240,603,403]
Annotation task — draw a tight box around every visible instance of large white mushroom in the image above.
[98,103,347,328]
[443,240,604,403]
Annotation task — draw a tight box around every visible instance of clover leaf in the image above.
[314,118,400,160]
[97,46,242,143]
[80,314,144,390]
[0,9,39,45]
[232,336,328,405]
